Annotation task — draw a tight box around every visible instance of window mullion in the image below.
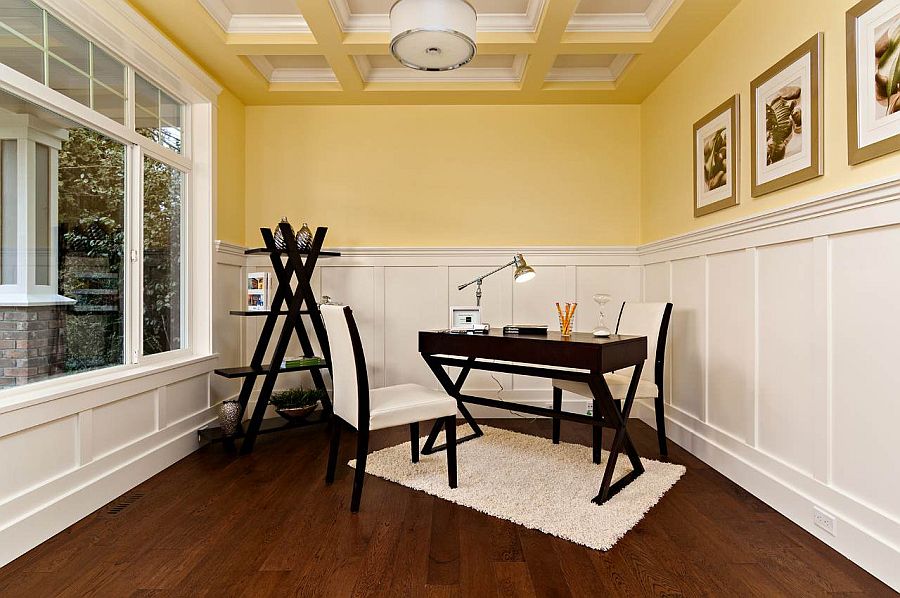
[128,144,144,363]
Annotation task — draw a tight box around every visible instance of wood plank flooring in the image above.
[0,418,893,597]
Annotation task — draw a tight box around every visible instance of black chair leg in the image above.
[552,386,562,444]
[325,419,342,484]
[655,395,668,456]
[350,426,369,512]
[410,422,420,463]
[445,416,457,489]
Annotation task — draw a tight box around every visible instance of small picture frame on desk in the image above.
[450,306,484,332]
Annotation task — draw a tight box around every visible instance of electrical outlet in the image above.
[814,507,835,536]
[585,402,592,417]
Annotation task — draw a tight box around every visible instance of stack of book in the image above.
[281,356,325,368]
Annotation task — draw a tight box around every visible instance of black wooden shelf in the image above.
[214,362,327,379]
[198,412,328,444]
[205,224,335,455]
[244,248,341,257]
[229,310,313,316]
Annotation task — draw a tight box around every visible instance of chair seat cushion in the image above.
[552,373,659,400]
[368,383,458,431]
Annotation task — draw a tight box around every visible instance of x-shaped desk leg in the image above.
[420,355,484,455]
[589,363,645,505]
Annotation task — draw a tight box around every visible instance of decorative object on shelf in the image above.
[246,272,269,311]
[281,355,325,368]
[457,253,536,306]
[270,387,327,422]
[390,0,476,71]
[218,399,242,436]
[847,0,900,165]
[556,302,577,338]
[272,217,294,250]
[296,222,312,251]
[693,95,740,217]
[592,294,612,338]
[751,33,824,197]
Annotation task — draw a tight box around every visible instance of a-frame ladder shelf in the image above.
[200,223,336,454]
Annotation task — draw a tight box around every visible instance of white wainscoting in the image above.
[636,176,900,591]
[0,357,217,567]
[229,246,642,417]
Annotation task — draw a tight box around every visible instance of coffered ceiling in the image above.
[126,0,739,105]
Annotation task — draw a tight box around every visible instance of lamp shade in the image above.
[513,253,535,283]
[390,0,477,71]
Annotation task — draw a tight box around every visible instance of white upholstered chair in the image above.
[321,304,459,512]
[551,302,673,455]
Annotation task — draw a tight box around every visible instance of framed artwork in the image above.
[750,33,824,197]
[847,0,900,165]
[693,95,740,217]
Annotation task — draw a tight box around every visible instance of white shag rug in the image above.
[349,425,686,551]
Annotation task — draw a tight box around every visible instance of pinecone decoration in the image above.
[296,222,312,251]
[273,217,294,250]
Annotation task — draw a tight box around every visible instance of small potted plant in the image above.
[270,387,326,422]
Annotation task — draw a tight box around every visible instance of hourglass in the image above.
[592,293,612,337]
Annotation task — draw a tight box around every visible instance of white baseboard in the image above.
[0,409,216,568]
[631,403,900,593]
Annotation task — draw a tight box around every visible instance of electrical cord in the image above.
[491,371,537,421]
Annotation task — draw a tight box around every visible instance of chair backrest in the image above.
[320,304,369,429]
[615,302,673,386]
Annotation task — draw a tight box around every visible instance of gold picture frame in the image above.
[847,0,900,165]
[693,95,740,217]
[750,33,824,197]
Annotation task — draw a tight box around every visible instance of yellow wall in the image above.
[243,105,642,247]
[216,89,246,245]
[641,0,900,243]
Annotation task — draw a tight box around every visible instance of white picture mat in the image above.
[755,53,812,186]
[856,0,900,148]
[695,110,733,208]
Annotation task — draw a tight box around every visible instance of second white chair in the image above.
[321,304,459,512]
[551,301,673,455]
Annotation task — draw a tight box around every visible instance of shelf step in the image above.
[214,362,328,379]
[244,248,340,257]
[198,414,329,443]
[229,310,315,316]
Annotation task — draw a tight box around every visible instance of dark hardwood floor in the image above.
[0,418,892,597]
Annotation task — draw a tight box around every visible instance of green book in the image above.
[282,356,324,368]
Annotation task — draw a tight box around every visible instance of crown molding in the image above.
[355,55,525,83]
[566,0,674,32]
[545,54,632,82]
[329,0,544,33]
[247,56,337,83]
[198,0,310,34]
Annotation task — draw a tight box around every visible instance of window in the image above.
[143,156,183,355]
[0,0,200,389]
[135,74,183,154]
[0,0,127,124]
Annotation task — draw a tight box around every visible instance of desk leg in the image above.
[589,363,645,505]
[592,398,603,464]
[421,355,484,455]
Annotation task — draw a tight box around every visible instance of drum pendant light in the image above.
[390,0,477,71]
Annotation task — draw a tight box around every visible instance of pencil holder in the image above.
[556,302,577,337]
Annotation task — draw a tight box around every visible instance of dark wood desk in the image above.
[418,329,648,504]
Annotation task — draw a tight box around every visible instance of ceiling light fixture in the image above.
[390,0,477,71]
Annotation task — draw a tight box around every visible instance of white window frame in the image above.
[0,0,220,406]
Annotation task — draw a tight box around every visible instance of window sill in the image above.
[0,352,219,416]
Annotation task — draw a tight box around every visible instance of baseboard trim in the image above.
[631,403,900,592]
[0,409,216,568]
